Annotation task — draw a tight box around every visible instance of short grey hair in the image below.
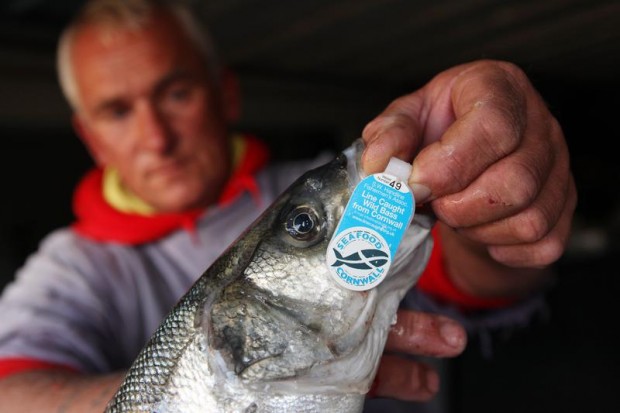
[57,0,220,111]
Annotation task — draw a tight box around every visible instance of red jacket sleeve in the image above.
[0,358,77,380]
[417,226,517,311]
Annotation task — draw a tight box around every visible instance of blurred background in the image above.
[0,0,618,411]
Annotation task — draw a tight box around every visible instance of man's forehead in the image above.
[70,13,208,108]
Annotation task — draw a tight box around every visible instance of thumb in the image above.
[360,91,425,175]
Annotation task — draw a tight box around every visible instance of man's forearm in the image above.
[0,370,124,413]
[439,222,554,299]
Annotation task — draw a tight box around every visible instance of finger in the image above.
[410,61,540,202]
[487,174,577,267]
[428,90,562,229]
[368,354,439,402]
[454,122,571,242]
[361,93,424,174]
[384,310,467,357]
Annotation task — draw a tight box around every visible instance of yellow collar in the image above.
[103,168,156,215]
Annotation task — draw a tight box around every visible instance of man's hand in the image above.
[363,59,577,402]
[362,59,577,297]
[370,310,466,401]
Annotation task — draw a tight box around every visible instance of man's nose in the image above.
[136,102,173,152]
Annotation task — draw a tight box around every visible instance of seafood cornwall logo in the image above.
[327,227,392,291]
[331,249,388,270]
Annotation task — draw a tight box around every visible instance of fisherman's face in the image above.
[71,11,235,212]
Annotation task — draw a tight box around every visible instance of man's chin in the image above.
[147,188,210,213]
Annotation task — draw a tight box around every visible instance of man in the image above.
[0,0,576,411]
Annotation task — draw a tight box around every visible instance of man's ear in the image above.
[220,68,241,123]
[72,114,108,166]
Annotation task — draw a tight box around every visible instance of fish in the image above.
[330,249,389,270]
[104,139,435,413]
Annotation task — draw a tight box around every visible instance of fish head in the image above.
[209,138,435,393]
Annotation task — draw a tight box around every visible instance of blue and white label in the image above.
[327,172,415,291]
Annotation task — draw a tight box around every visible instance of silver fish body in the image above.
[105,140,434,413]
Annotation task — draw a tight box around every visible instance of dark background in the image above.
[1,1,619,412]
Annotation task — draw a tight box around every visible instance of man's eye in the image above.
[111,106,130,119]
[168,87,191,101]
[102,105,130,120]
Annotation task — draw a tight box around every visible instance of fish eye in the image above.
[284,206,322,241]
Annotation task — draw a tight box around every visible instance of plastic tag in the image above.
[326,158,415,291]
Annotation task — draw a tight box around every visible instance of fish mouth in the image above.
[342,138,365,186]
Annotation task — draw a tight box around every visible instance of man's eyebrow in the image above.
[93,97,126,117]
[153,70,196,96]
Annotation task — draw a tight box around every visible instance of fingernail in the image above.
[361,136,390,174]
[410,183,432,204]
[440,320,464,348]
[426,369,440,393]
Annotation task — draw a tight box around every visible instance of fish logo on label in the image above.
[326,227,392,291]
[330,249,388,270]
